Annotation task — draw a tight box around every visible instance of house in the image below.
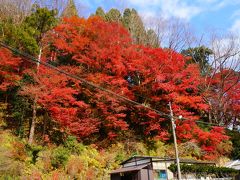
[225,160,240,180]
[110,155,215,180]
[225,160,240,170]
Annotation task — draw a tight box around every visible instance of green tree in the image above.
[95,7,106,20]
[0,10,38,55]
[146,29,159,48]
[106,8,122,22]
[1,5,58,144]
[1,5,57,56]
[181,46,213,75]
[122,8,131,28]
[61,0,78,18]
[23,5,57,47]
[93,7,159,47]
[122,8,148,45]
[1,5,57,145]
[23,5,58,144]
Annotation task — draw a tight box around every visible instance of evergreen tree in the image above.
[122,8,131,28]
[106,8,122,22]
[0,5,57,55]
[23,5,57,52]
[127,9,146,45]
[93,7,159,47]
[95,7,105,20]
[61,0,78,18]
[181,46,213,75]
[23,5,58,144]
[146,29,159,48]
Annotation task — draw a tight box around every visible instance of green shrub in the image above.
[25,144,43,164]
[64,135,85,155]
[227,130,240,159]
[147,141,168,157]
[168,164,239,178]
[51,146,70,169]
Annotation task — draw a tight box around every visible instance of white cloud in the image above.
[140,10,157,19]
[230,19,240,35]
[127,0,202,21]
[126,0,240,21]
[126,0,160,7]
[231,9,240,19]
[158,0,202,20]
[201,0,240,10]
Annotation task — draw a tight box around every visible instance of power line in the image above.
[0,41,171,118]
[195,120,227,127]
[0,41,235,130]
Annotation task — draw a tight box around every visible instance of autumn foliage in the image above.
[0,16,234,160]
[0,48,22,90]
[206,69,240,125]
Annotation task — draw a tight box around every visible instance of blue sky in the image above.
[77,0,240,36]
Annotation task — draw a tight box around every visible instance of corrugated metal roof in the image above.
[120,155,215,165]
[226,160,240,170]
[110,163,150,174]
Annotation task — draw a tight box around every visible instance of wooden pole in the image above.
[169,102,181,180]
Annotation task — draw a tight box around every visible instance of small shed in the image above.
[225,160,240,180]
[110,155,215,180]
[226,160,240,170]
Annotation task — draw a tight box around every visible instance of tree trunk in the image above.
[37,47,42,71]
[28,47,42,144]
[232,117,238,131]
[4,94,8,103]
[42,111,48,137]
[29,97,37,144]
[208,101,212,123]
[18,112,24,137]
[208,110,212,123]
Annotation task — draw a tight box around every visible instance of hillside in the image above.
[0,1,239,179]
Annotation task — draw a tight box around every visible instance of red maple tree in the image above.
[0,48,22,90]
[18,16,230,159]
[48,17,209,140]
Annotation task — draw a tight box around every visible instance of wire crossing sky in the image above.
[0,41,229,129]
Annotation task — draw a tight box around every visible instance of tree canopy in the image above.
[0,5,239,163]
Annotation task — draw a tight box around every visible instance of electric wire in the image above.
[0,41,237,129]
[0,41,171,118]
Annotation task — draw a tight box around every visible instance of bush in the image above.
[168,164,239,178]
[147,141,169,157]
[66,156,84,179]
[64,135,85,155]
[25,144,43,164]
[227,130,240,159]
[51,146,70,169]
[11,141,27,161]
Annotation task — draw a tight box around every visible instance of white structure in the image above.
[110,156,215,180]
[225,160,240,170]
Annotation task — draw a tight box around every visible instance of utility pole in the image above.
[169,102,181,180]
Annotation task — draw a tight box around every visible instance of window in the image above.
[154,170,167,180]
